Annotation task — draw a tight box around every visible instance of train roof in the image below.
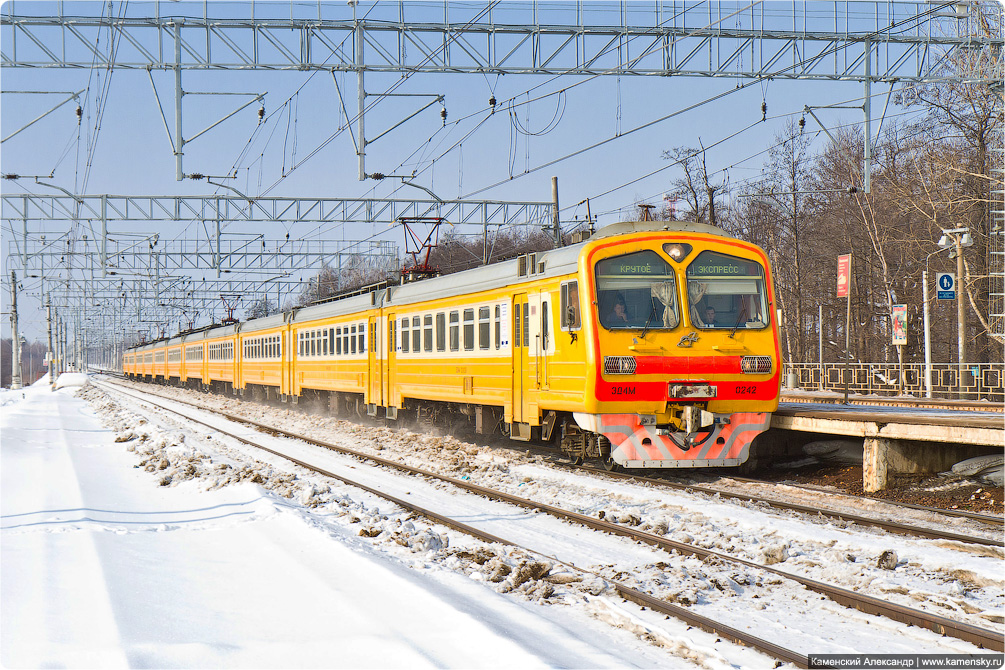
[241,313,287,334]
[291,292,375,324]
[205,322,240,339]
[590,219,733,240]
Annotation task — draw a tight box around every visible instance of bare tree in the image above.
[663,146,725,225]
[245,297,278,320]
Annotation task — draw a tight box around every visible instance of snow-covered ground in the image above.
[4,375,1002,667]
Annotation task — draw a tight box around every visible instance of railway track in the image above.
[567,465,1004,547]
[94,378,1004,657]
[718,475,1004,528]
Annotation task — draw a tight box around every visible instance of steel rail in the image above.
[98,378,1004,652]
[95,379,808,667]
[567,466,1004,547]
[721,475,1005,528]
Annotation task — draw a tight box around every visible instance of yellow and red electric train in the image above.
[123,220,782,469]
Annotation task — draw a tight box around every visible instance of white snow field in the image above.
[1,379,678,668]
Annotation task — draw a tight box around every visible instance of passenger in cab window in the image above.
[704,305,718,327]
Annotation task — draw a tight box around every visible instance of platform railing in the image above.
[783,362,1004,403]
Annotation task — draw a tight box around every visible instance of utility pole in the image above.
[46,294,54,384]
[956,235,966,399]
[551,176,561,247]
[9,271,22,389]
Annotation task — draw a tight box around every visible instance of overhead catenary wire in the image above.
[456,0,957,201]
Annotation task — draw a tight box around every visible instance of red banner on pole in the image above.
[836,254,851,298]
[892,304,907,345]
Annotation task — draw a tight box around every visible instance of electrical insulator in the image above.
[258,106,265,122]
[75,106,83,121]
[489,95,496,109]
[440,107,447,125]
[798,116,806,132]
[761,101,767,121]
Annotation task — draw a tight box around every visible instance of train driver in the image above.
[606,293,630,327]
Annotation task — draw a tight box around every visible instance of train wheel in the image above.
[601,455,620,472]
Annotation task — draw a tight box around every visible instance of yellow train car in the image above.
[166,335,184,383]
[204,324,239,394]
[141,344,154,379]
[181,330,207,388]
[290,293,374,414]
[238,314,287,401]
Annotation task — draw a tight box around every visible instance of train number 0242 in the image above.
[734,385,758,395]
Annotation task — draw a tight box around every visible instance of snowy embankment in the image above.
[77,379,1003,658]
[1,379,684,669]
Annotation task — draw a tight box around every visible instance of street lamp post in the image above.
[938,228,973,399]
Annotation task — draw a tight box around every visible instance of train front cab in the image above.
[577,222,781,468]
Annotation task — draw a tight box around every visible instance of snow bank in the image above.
[53,372,88,389]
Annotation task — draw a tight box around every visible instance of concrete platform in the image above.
[767,403,1003,492]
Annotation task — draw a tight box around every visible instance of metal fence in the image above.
[784,362,1004,402]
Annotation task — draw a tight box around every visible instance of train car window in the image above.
[463,309,475,351]
[514,304,521,347]
[522,302,530,347]
[359,322,365,353]
[329,329,335,356]
[541,301,550,349]
[685,250,768,330]
[478,307,490,350]
[595,250,678,330]
[423,314,433,352]
[336,327,342,355]
[322,331,328,357]
[560,281,582,330]
[310,333,316,357]
[494,305,501,349]
[449,312,459,351]
[350,324,357,354]
[411,316,421,353]
[401,318,410,353]
[436,313,446,351]
[343,328,349,355]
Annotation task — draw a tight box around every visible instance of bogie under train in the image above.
[123,220,782,469]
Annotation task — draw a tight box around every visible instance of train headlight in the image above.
[741,355,772,374]
[604,356,636,375]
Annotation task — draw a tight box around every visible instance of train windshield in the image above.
[595,250,680,330]
[685,251,769,330]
